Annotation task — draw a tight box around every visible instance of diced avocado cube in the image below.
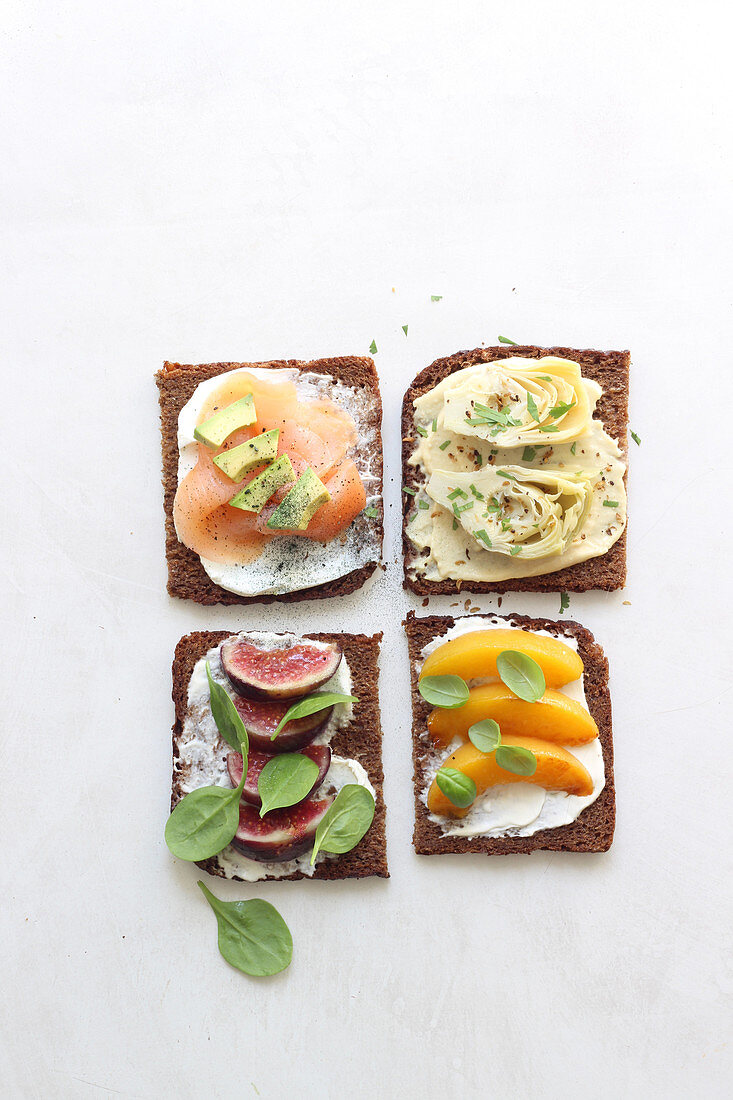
[266,467,330,531]
[213,429,280,482]
[229,454,295,514]
[194,394,256,448]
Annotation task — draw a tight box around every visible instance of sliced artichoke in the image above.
[426,465,593,560]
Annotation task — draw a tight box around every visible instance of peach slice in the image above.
[427,684,598,749]
[419,629,583,687]
[427,734,594,817]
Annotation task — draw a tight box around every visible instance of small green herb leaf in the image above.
[402,324,409,336]
[403,485,416,496]
[271,692,357,740]
[495,745,537,777]
[369,340,378,354]
[258,754,319,817]
[603,500,619,508]
[538,425,559,433]
[550,401,575,418]
[570,442,577,456]
[559,592,570,614]
[435,768,476,808]
[630,430,641,446]
[310,785,375,864]
[439,439,451,451]
[522,446,537,461]
[498,335,518,345]
[197,883,292,977]
[496,650,546,703]
[509,546,522,556]
[418,675,470,709]
[431,294,442,301]
[364,505,378,518]
[207,662,249,752]
[416,425,428,437]
[526,392,541,423]
[468,719,501,754]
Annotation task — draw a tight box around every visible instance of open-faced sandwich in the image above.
[402,345,628,593]
[166,629,388,880]
[156,357,383,604]
[405,611,615,855]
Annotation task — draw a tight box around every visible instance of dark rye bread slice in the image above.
[156,358,383,605]
[404,611,615,855]
[402,345,629,593]
[170,630,388,880]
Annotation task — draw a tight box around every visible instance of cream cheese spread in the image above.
[406,357,626,582]
[176,367,381,597]
[175,631,375,881]
[419,616,605,839]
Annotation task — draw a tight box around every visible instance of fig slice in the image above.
[220,636,342,699]
[226,745,332,808]
[231,796,334,862]
[232,694,333,753]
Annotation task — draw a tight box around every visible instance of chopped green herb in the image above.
[496,469,516,480]
[364,505,378,518]
[456,501,474,513]
[559,592,570,614]
[550,401,575,418]
[403,486,417,496]
[415,425,428,438]
[475,529,492,547]
[475,452,483,467]
[538,375,552,381]
[538,425,559,433]
[447,487,468,501]
[603,500,619,508]
[369,340,377,355]
[439,439,451,451]
[631,430,641,446]
[431,294,442,302]
[498,335,518,345]
[526,392,541,423]
[485,500,502,513]
[509,546,522,556]
[418,499,430,510]
[522,446,537,462]
[452,518,459,530]
[431,418,438,433]
[469,484,484,500]
[570,442,577,456]
[402,324,409,336]
[501,518,511,531]
[490,449,498,456]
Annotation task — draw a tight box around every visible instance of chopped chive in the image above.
[431,418,438,433]
[469,484,484,500]
[452,518,459,530]
[509,546,522,556]
[418,499,429,510]
[631,430,641,446]
[475,452,483,467]
[522,446,537,462]
[369,340,378,354]
[403,486,417,496]
[431,294,442,302]
[447,487,468,501]
[456,501,474,513]
[496,469,516,480]
[559,592,570,614]
[603,500,619,508]
[498,335,517,345]
[439,439,451,451]
[501,519,511,531]
[402,324,409,336]
[364,505,378,518]
[416,425,428,438]
[570,442,577,455]
[475,529,492,547]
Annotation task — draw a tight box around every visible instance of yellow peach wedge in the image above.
[420,630,583,687]
[427,684,598,749]
[427,734,594,818]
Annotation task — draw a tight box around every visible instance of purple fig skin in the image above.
[226,745,332,808]
[231,796,334,862]
[220,637,342,700]
[232,694,333,753]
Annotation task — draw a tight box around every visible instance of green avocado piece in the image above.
[213,429,280,482]
[266,467,330,531]
[194,394,256,448]
[229,454,295,513]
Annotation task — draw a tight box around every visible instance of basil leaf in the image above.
[497,335,517,345]
[271,692,357,740]
[495,745,537,777]
[418,675,469,709]
[310,784,375,864]
[258,754,319,817]
[467,719,501,754]
[197,883,292,977]
[435,767,476,808]
[496,650,546,702]
[207,662,248,752]
[165,761,246,861]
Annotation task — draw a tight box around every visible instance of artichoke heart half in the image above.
[427,466,593,560]
[439,356,593,446]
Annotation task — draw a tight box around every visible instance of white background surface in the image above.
[2,2,732,1098]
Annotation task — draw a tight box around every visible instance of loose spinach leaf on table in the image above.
[198,883,292,977]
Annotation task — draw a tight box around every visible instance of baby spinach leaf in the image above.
[258,754,319,817]
[271,692,357,740]
[495,745,537,777]
[310,784,375,864]
[207,662,249,752]
[468,719,501,754]
[418,675,469,709]
[165,759,247,862]
[435,767,477,808]
[496,650,546,703]
[198,883,292,977]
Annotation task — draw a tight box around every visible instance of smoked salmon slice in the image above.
[173,372,367,564]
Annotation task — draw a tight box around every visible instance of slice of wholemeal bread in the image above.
[404,611,615,855]
[402,345,629,594]
[170,630,388,880]
[156,357,383,605]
